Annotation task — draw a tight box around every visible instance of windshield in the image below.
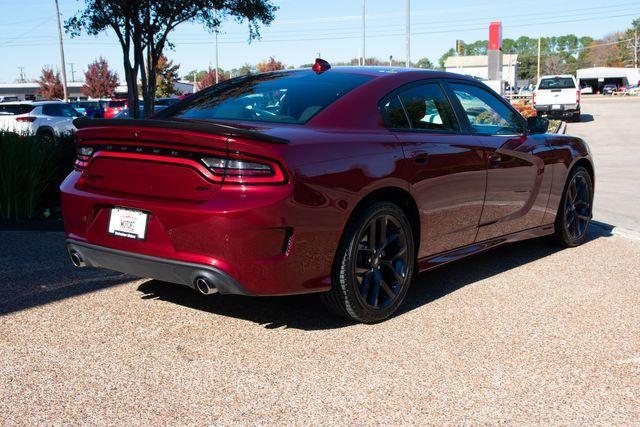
[78,101,100,109]
[107,100,126,108]
[0,104,35,115]
[166,70,372,124]
[538,77,576,90]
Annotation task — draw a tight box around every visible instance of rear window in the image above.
[166,71,372,124]
[538,77,576,90]
[107,100,126,108]
[0,104,35,115]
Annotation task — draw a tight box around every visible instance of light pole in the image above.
[54,0,68,101]
[361,0,366,66]
[405,0,410,67]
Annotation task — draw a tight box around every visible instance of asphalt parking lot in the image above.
[1,97,639,424]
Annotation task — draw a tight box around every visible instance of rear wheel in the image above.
[36,130,55,144]
[553,166,593,247]
[322,201,415,323]
[572,111,581,122]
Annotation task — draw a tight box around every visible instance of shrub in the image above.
[511,101,537,118]
[0,132,75,220]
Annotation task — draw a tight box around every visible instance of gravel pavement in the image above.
[1,226,639,425]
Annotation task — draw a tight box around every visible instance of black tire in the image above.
[572,111,581,122]
[36,130,55,144]
[321,201,415,323]
[553,166,593,247]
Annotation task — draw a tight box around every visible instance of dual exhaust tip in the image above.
[195,277,218,295]
[69,249,217,296]
[69,251,86,268]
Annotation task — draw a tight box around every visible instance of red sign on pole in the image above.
[489,21,502,51]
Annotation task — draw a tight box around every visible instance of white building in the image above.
[576,67,640,92]
[0,80,194,101]
[444,54,519,88]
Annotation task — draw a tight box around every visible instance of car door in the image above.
[382,81,487,258]
[445,81,552,241]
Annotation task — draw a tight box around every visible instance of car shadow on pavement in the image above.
[0,231,133,316]
[136,223,614,330]
[578,114,594,123]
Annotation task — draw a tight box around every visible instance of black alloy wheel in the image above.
[322,201,415,323]
[554,166,593,247]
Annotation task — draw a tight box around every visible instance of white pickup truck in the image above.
[533,75,581,122]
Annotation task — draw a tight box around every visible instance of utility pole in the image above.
[389,55,393,67]
[214,10,220,84]
[405,0,410,67]
[536,36,541,83]
[634,27,638,69]
[68,63,75,82]
[361,0,365,66]
[54,0,68,101]
[17,66,25,83]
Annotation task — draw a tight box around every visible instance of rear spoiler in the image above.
[73,117,289,145]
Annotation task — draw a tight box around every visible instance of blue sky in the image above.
[1,0,639,83]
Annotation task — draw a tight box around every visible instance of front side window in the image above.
[449,83,523,135]
[166,71,372,124]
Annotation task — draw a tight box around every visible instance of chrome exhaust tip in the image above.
[195,277,218,295]
[69,251,85,268]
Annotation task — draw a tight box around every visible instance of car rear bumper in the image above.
[535,104,580,114]
[60,171,339,296]
[66,239,250,295]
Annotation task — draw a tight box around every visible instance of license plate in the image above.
[108,207,148,240]
[552,104,561,110]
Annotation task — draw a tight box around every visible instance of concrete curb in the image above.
[591,220,640,241]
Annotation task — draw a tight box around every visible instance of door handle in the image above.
[488,153,501,167]
[411,151,429,165]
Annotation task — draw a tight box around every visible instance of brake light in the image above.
[532,92,536,105]
[75,145,94,169]
[576,90,580,104]
[201,152,287,185]
[15,116,36,122]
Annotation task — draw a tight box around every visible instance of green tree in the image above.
[66,0,277,118]
[413,58,433,69]
[155,55,180,97]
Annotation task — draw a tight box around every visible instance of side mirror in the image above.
[527,116,549,134]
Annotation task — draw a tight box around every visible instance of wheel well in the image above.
[348,187,421,254]
[572,158,595,187]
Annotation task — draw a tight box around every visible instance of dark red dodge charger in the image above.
[62,63,594,323]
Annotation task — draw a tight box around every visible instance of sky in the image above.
[1,0,639,83]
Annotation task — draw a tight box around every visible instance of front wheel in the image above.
[553,166,593,247]
[321,201,415,323]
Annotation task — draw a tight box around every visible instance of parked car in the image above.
[113,105,167,119]
[154,97,180,107]
[103,99,128,118]
[0,100,80,142]
[70,100,104,118]
[580,86,593,95]
[603,84,618,95]
[62,64,594,323]
[533,75,581,121]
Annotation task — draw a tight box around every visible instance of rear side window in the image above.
[42,104,81,117]
[538,77,576,90]
[0,104,35,115]
[166,71,372,124]
[382,82,458,131]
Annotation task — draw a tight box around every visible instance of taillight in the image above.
[201,152,286,185]
[75,146,94,169]
[15,116,36,122]
[576,90,580,104]
[532,92,536,105]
